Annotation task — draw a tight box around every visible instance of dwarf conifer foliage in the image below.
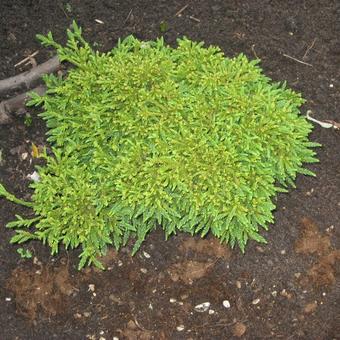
[0,22,320,269]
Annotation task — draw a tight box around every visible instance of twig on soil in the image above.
[251,44,259,59]
[283,53,312,67]
[0,85,46,124]
[0,55,60,95]
[323,119,340,130]
[124,9,133,24]
[302,38,316,60]
[26,57,38,68]
[14,51,39,68]
[57,0,69,19]
[134,318,151,332]
[306,110,340,130]
[175,4,189,17]
[189,15,200,23]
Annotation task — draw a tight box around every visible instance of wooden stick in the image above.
[0,85,46,125]
[283,53,312,67]
[189,15,200,23]
[251,44,259,59]
[14,51,39,68]
[0,55,60,95]
[124,9,133,23]
[302,38,316,60]
[175,4,189,17]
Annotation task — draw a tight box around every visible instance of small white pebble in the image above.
[178,301,183,306]
[222,300,231,309]
[280,249,286,255]
[194,302,210,312]
[99,337,106,340]
[271,291,277,297]
[208,309,215,315]
[88,284,95,292]
[92,292,96,297]
[5,297,11,302]
[322,292,326,296]
[95,19,104,24]
[27,171,40,182]
[143,251,151,258]
[176,325,185,332]
[152,289,157,293]
[306,188,314,196]
[236,281,241,289]
[256,246,264,253]
[118,260,123,267]
[329,84,334,88]
[83,312,91,317]
[140,268,147,274]
[326,225,334,232]
[33,257,40,265]
[21,152,28,160]
[113,337,119,340]
[99,331,105,335]
[148,303,153,310]
[170,298,177,303]
[252,298,260,305]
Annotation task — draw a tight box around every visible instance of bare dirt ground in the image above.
[0,1,339,339]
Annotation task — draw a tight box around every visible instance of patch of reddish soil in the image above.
[296,217,340,288]
[7,260,75,321]
[295,217,331,256]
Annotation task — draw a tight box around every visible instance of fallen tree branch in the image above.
[0,55,60,95]
[0,85,46,124]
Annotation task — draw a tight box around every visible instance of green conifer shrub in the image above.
[0,22,320,269]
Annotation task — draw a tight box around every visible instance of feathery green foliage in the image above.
[0,22,320,269]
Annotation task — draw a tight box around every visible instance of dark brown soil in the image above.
[1,1,339,339]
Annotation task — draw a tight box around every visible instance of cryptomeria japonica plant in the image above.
[0,22,320,269]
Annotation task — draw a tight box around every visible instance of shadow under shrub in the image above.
[0,22,319,269]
